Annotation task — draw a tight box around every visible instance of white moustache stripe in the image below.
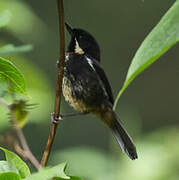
[75,38,84,54]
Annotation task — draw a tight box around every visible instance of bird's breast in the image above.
[62,74,91,113]
[62,53,108,113]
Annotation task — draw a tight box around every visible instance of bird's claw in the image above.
[51,112,63,124]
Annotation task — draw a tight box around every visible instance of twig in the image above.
[14,125,41,170]
[40,0,65,167]
[14,141,40,170]
[0,97,41,170]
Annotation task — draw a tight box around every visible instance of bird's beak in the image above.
[65,23,73,36]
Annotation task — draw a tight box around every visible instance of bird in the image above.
[62,23,138,160]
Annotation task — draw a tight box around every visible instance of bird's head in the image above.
[65,23,100,61]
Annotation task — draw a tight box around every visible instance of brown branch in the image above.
[40,0,65,167]
[0,97,41,170]
[14,141,41,170]
[14,125,41,170]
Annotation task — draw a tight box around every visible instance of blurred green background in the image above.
[0,0,179,179]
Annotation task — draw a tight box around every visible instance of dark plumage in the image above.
[65,23,101,61]
[63,23,138,160]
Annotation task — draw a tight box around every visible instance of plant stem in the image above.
[40,0,65,167]
[14,125,41,170]
[0,97,41,170]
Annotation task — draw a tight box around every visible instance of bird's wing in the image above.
[85,55,114,105]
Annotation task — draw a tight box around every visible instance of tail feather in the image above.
[111,116,138,160]
[98,108,138,160]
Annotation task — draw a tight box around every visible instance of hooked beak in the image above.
[65,22,73,36]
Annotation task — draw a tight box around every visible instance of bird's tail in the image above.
[97,107,138,160]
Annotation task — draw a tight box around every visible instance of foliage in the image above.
[0,172,21,180]
[0,1,81,179]
[114,0,179,109]
[0,57,26,94]
[25,163,69,180]
[0,147,77,180]
[50,127,179,180]
[0,0,179,180]
[9,100,29,128]
[0,147,31,178]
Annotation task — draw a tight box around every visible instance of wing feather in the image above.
[85,55,114,105]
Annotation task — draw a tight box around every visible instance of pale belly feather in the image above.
[62,76,91,113]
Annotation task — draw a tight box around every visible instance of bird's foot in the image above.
[51,112,63,124]
[51,112,88,124]
[61,112,88,118]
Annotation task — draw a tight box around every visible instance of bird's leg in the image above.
[51,112,88,123]
[61,112,88,118]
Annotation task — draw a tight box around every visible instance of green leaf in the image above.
[0,172,21,180]
[0,147,31,178]
[54,176,83,180]
[0,81,8,97]
[113,0,179,109]
[51,147,116,180]
[0,57,27,94]
[25,163,69,180]
[0,44,33,56]
[68,177,83,180]
[0,161,19,174]
[0,56,54,130]
[10,100,30,128]
[0,11,10,28]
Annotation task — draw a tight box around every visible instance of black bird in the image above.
[63,23,138,160]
